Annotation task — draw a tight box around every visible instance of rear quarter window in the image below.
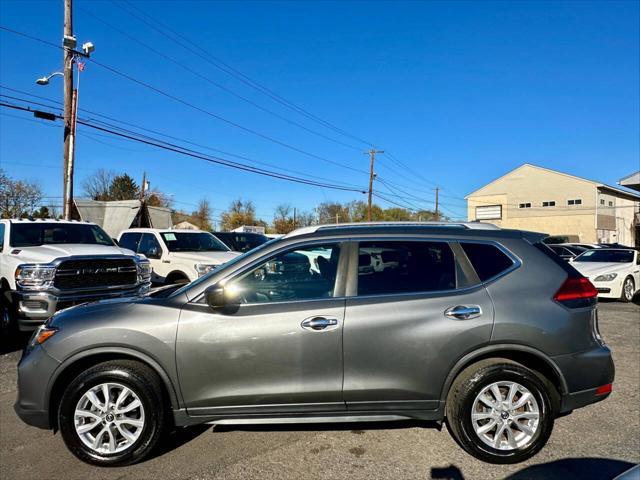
[460,242,514,282]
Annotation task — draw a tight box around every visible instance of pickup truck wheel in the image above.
[164,272,190,285]
[0,290,16,339]
[445,358,554,464]
[58,360,166,467]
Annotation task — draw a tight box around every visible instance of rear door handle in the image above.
[445,305,482,320]
[301,316,339,331]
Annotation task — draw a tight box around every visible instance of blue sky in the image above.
[1,0,638,224]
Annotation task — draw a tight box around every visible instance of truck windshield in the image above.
[10,223,114,247]
[160,232,229,252]
[574,249,634,263]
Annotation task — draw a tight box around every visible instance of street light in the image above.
[35,72,64,86]
[35,39,92,219]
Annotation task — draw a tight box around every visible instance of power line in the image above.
[78,4,365,152]
[0,88,365,189]
[113,0,377,149]
[0,25,368,176]
[1,101,367,194]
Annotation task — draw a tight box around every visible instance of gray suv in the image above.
[14,223,614,466]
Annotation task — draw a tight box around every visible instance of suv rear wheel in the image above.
[445,358,555,464]
[58,360,167,466]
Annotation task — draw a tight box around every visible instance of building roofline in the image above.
[465,163,640,200]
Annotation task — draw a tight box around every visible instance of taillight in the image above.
[554,276,598,306]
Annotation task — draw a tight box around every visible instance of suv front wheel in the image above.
[445,358,555,464]
[58,360,167,466]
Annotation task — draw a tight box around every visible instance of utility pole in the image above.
[434,186,440,221]
[293,207,297,229]
[335,213,339,224]
[140,172,147,200]
[62,0,74,220]
[365,149,384,221]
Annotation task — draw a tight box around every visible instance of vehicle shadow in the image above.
[212,419,441,433]
[142,424,211,462]
[430,458,635,480]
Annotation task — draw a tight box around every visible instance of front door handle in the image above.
[301,316,339,331]
[445,305,482,320]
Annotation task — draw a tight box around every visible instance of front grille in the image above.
[596,288,611,294]
[54,258,137,290]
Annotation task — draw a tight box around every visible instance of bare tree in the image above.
[0,169,43,218]
[82,169,115,200]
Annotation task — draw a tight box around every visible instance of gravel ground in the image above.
[0,301,638,480]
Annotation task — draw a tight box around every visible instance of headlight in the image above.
[136,257,152,284]
[594,273,617,282]
[15,265,56,289]
[195,263,218,277]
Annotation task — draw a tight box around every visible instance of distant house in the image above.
[172,221,200,230]
[465,164,640,247]
[74,199,172,238]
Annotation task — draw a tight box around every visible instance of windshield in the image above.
[160,231,229,252]
[10,223,114,247]
[574,249,634,263]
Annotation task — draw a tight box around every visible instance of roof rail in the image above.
[284,221,500,238]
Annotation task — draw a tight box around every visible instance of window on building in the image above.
[600,199,605,205]
[568,199,582,206]
[518,203,531,209]
[608,201,613,207]
[542,201,556,207]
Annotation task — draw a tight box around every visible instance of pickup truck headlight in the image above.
[594,273,617,282]
[136,257,152,284]
[15,265,56,289]
[195,263,218,277]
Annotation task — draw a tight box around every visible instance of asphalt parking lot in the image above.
[0,300,638,480]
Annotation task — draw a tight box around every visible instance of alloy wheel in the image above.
[74,382,145,454]
[624,278,634,301]
[471,381,540,451]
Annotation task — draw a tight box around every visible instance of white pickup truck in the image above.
[117,228,240,285]
[0,219,152,332]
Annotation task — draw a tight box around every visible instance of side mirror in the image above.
[204,284,228,309]
[147,246,161,259]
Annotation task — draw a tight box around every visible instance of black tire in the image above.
[165,272,190,286]
[0,289,17,340]
[445,358,555,464]
[58,360,167,467]
[620,276,635,303]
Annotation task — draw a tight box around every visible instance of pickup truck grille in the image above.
[54,258,138,290]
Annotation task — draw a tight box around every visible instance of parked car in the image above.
[571,248,640,302]
[211,231,270,253]
[547,244,588,262]
[15,222,613,466]
[0,219,151,333]
[118,228,240,284]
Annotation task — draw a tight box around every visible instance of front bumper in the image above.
[12,284,149,331]
[14,344,61,430]
[553,344,615,413]
[589,278,623,299]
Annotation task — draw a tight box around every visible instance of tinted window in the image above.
[574,249,634,263]
[119,232,142,253]
[460,242,514,282]
[229,244,340,304]
[10,223,113,247]
[357,241,455,296]
[0,223,4,251]
[232,233,269,252]
[138,233,162,258]
[160,232,228,252]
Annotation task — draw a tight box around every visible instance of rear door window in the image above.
[357,241,456,296]
[460,242,514,282]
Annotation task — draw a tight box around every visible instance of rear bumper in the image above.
[553,344,615,414]
[11,285,148,331]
